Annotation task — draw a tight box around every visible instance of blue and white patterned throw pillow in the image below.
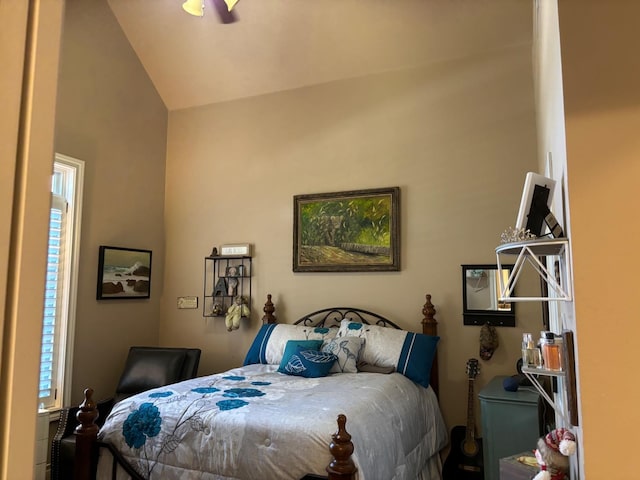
[321,337,365,373]
[277,340,323,373]
[282,347,337,378]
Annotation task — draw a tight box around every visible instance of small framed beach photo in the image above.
[96,246,152,300]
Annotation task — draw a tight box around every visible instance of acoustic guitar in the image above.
[442,358,484,480]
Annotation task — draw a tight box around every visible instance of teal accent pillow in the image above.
[244,324,337,366]
[277,340,323,373]
[281,346,337,378]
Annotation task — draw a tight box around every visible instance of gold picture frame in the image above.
[293,187,400,272]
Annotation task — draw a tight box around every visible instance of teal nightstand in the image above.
[479,375,541,480]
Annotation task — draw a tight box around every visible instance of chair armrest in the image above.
[53,396,115,443]
[51,397,117,480]
[51,406,80,480]
[53,406,80,442]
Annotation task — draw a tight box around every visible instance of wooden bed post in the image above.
[326,414,357,480]
[422,294,439,397]
[262,293,276,324]
[74,388,99,480]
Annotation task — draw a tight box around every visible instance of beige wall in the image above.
[161,44,541,430]
[55,0,168,404]
[558,1,640,477]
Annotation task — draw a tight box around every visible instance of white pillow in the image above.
[336,319,440,388]
[321,336,365,373]
[336,319,405,368]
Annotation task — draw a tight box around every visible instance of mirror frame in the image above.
[462,264,515,327]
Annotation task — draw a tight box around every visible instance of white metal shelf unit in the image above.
[495,238,572,302]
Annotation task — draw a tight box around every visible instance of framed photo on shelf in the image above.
[96,246,152,299]
[293,187,400,272]
[225,265,239,277]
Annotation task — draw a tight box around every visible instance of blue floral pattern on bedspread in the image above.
[97,363,448,480]
[103,374,274,478]
[123,403,161,448]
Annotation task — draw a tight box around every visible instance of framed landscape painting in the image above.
[96,246,152,299]
[293,187,400,272]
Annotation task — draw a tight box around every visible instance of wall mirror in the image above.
[462,264,515,326]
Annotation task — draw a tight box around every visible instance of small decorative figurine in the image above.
[533,428,576,480]
[225,296,250,332]
[210,247,218,257]
[213,277,227,297]
[212,303,223,315]
[227,277,238,296]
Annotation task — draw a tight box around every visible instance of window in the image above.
[39,154,84,411]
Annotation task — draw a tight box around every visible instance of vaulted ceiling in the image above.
[107,0,533,111]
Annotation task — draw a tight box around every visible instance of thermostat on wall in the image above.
[220,243,251,256]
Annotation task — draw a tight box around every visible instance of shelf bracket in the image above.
[522,367,570,426]
[496,238,573,302]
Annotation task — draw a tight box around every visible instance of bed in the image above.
[73,293,447,480]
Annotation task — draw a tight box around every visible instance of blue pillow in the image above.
[281,346,337,378]
[277,340,323,373]
[243,324,277,365]
[396,332,440,388]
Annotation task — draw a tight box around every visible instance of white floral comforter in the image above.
[97,364,447,480]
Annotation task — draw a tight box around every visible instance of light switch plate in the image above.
[177,296,198,309]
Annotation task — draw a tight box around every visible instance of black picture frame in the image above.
[96,246,152,300]
[293,187,400,272]
[225,265,239,277]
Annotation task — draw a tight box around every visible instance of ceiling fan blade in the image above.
[211,0,237,23]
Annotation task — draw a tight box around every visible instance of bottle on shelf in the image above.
[540,331,563,371]
[522,333,542,368]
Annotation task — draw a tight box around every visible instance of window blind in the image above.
[39,194,66,407]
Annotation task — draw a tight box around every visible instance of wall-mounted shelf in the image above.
[521,329,579,427]
[203,255,252,318]
[495,238,572,302]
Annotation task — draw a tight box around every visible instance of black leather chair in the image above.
[51,346,201,480]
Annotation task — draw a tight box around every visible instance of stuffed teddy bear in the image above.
[225,295,250,332]
[533,428,577,480]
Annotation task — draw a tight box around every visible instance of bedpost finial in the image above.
[422,294,436,322]
[337,414,347,432]
[262,293,276,324]
[327,414,357,478]
[75,387,99,436]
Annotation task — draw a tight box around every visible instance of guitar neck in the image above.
[465,377,476,441]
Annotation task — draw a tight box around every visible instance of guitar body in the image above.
[442,425,484,480]
[442,358,485,480]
